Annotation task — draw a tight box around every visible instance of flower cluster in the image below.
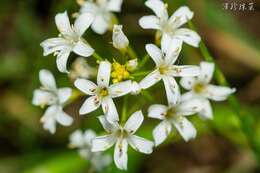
[33,0,236,171]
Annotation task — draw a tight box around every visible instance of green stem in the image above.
[131,70,151,77]
[92,52,103,61]
[189,21,260,163]
[138,54,149,69]
[127,45,138,59]
[121,95,128,123]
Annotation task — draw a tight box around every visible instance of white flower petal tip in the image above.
[112,25,129,51]
[130,81,141,95]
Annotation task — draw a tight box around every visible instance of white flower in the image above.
[32,69,73,134]
[180,61,236,119]
[69,57,97,80]
[112,25,129,51]
[139,38,200,105]
[130,81,141,95]
[148,96,201,146]
[69,129,111,171]
[74,61,132,122]
[91,111,154,170]
[139,0,201,47]
[40,11,94,73]
[80,0,123,34]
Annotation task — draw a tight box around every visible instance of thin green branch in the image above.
[131,70,151,77]
[92,52,103,61]
[127,45,138,59]
[138,54,150,69]
[189,21,260,163]
[121,95,128,123]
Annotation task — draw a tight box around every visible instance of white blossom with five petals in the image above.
[180,61,236,119]
[139,38,200,105]
[74,61,132,122]
[148,96,202,146]
[40,11,94,73]
[91,111,154,170]
[32,69,73,134]
[69,129,111,171]
[79,0,123,34]
[139,0,201,47]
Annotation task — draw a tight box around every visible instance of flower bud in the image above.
[126,59,138,71]
[112,25,129,51]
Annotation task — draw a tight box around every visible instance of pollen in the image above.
[111,60,130,83]
[193,82,205,93]
[99,87,109,97]
[159,64,169,75]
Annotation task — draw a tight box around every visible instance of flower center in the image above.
[165,107,177,119]
[116,128,129,138]
[193,82,206,94]
[99,87,109,97]
[111,61,130,83]
[159,64,169,75]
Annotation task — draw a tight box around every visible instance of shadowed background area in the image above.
[0,0,260,173]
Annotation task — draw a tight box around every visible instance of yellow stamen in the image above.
[111,60,130,83]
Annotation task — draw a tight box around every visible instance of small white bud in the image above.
[126,59,138,71]
[131,81,141,95]
[112,25,129,51]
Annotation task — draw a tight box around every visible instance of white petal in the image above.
[56,109,73,126]
[162,76,180,105]
[180,77,196,90]
[107,0,123,12]
[32,90,55,106]
[169,6,194,28]
[41,105,59,134]
[178,98,202,116]
[174,28,201,47]
[80,2,98,14]
[170,65,200,77]
[55,11,73,36]
[102,97,119,122]
[161,33,172,55]
[74,13,94,36]
[180,91,195,102]
[173,117,196,142]
[148,104,167,120]
[129,135,154,154]
[112,25,129,50]
[145,44,163,66]
[98,115,119,133]
[205,85,236,101]
[198,61,215,83]
[152,121,172,146]
[97,61,111,87]
[83,129,96,144]
[69,130,84,147]
[58,88,72,104]
[39,69,56,90]
[198,99,213,120]
[56,50,71,73]
[145,0,168,18]
[124,111,143,134]
[91,15,109,35]
[130,81,141,95]
[92,135,116,152]
[138,15,160,30]
[79,96,101,115]
[114,139,128,170]
[73,40,94,57]
[40,38,70,56]
[74,79,97,95]
[139,70,161,89]
[109,80,132,98]
[164,38,183,65]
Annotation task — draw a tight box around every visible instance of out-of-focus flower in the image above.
[69,129,111,171]
[112,25,129,51]
[40,11,94,73]
[180,61,236,119]
[139,38,200,105]
[148,96,202,146]
[32,69,73,134]
[69,57,97,80]
[79,0,123,34]
[92,111,154,170]
[74,61,132,122]
[139,0,201,47]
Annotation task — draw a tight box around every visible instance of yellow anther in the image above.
[111,60,131,83]
[99,87,109,97]
[193,83,205,94]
